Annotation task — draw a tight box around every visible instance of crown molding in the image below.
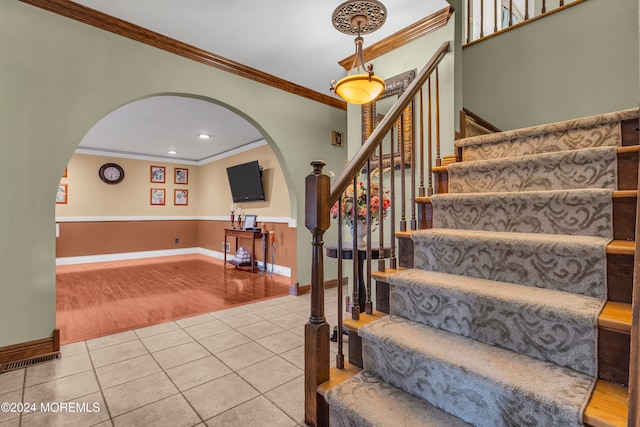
[20,0,347,111]
[339,6,453,71]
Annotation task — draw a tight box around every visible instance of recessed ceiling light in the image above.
[167,150,177,154]
[198,133,211,139]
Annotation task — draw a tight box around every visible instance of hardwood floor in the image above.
[56,254,291,344]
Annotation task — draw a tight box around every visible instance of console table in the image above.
[326,242,391,311]
[224,228,264,273]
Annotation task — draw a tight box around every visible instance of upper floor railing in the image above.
[465,0,585,45]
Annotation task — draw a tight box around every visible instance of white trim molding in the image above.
[56,246,292,277]
[55,215,296,225]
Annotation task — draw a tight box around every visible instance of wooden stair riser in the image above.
[599,330,630,386]
[608,254,634,304]
[621,118,640,146]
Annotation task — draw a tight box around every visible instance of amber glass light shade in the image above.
[334,74,385,105]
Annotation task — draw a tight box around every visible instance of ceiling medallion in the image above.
[332,0,387,35]
[330,1,387,104]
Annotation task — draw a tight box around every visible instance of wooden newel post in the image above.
[304,160,331,427]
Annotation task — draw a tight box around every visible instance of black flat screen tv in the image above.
[226,160,265,202]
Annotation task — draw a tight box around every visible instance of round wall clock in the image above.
[98,163,125,185]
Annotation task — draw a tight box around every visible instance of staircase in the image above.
[322,108,639,426]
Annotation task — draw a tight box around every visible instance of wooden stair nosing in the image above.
[317,361,361,398]
[342,310,386,333]
[584,380,629,427]
[599,302,632,334]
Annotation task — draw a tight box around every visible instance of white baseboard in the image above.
[56,248,199,265]
[56,247,292,277]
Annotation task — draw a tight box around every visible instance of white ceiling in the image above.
[75,0,448,162]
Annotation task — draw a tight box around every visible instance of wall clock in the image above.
[98,163,125,185]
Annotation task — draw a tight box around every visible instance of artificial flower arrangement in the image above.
[330,172,391,230]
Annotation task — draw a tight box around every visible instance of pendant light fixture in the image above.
[330,1,387,105]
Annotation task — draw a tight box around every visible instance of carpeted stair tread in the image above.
[447,146,618,193]
[360,315,595,427]
[455,108,638,161]
[387,269,602,375]
[431,188,613,238]
[412,228,609,298]
[326,370,472,427]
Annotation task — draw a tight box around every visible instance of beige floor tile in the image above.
[0,418,20,427]
[269,313,308,330]
[279,346,304,370]
[26,353,93,386]
[175,313,216,329]
[274,300,310,313]
[256,331,304,354]
[237,356,302,393]
[183,320,232,340]
[134,321,179,339]
[152,341,210,370]
[219,312,263,329]
[95,354,161,390]
[24,370,99,404]
[215,342,274,371]
[165,356,231,392]
[20,392,108,427]
[205,396,295,427]
[86,331,138,351]
[264,376,305,424]
[0,369,24,394]
[89,340,148,368]
[252,305,290,320]
[183,373,258,421]
[197,331,251,354]
[103,372,177,417]
[0,390,21,424]
[210,305,249,319]
[60,342,87,357]
[236,321,285,340]
[140,329,193,353]
[112,394,201,427]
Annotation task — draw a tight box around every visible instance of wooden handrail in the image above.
[329,41,450,205]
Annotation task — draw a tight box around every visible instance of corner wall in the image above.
[462,0,639,130]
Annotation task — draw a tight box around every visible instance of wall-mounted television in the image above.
[226,160,266,202]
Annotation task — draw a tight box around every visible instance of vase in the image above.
[350,222,367,246]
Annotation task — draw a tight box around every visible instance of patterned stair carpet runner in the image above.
[326,110,631,427]
[455,108,636,161]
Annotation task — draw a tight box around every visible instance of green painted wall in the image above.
[462,0,639,130]
[0,1,346,346]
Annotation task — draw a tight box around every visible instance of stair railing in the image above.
[465,0,584,45]
[304,40,449,426]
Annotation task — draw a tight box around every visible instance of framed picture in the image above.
[150,166,165,183]
[56,184,67,204]
[62,167,68,178]
[150,188,165,205]
[243,214,257,229]
[174,189,188,206]
[174,168,188,184]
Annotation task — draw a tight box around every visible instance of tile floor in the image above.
[0,288,348,427]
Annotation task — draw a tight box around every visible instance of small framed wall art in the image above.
[174,189,188,206]
[174,168,188,184]
[150,166,165,183]
[150,188,165,205]
[56,184,67,204]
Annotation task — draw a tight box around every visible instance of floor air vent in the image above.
[0,352,61,373]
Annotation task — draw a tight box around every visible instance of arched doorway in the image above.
[54,94,297,344]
